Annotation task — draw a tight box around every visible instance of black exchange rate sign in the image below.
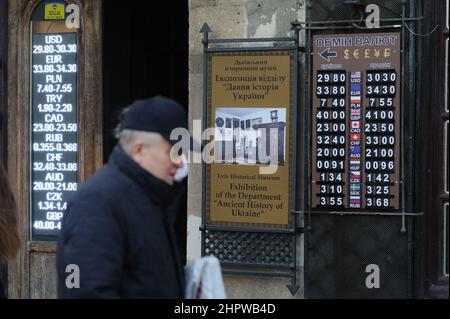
[31,32,78,241]
[311,32,401,211]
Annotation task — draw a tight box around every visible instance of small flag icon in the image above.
[350,184,361,192]
[351,71,361,78]
[351,96,361,104]
[351,109,361,116]
[350,83,361,92]
[350,196,361,204]
[351,134,360,141]
[350,159,360,167]
[351,109,361,120]
[351,146,361,154]
[351,121,360,129]
[350,171,361,179]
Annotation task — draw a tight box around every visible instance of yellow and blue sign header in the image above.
[44,2,65,20]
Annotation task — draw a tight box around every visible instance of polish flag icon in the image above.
[351,96,361,104]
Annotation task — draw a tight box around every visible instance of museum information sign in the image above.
[206,51,294,228]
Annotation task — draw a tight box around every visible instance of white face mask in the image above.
[174,154,189,182]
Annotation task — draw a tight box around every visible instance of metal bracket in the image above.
[200,23,301,296]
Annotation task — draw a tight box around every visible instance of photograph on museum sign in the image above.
[214,107,286,166]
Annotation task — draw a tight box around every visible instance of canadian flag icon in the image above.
[351,121,360,129]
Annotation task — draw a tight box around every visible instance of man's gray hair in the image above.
[114,106,162,154]
[115,129,162,154]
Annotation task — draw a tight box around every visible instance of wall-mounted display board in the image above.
[30,2,78,241]
[311,32,401,211]
[206,50,295,228]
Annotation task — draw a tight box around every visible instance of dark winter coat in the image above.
[57,146,185,298]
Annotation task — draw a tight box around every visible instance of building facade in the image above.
[0,0,447,298]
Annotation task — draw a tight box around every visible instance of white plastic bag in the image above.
[184,255,226,299]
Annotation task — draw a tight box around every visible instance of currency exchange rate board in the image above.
[31,32,78,240]
[311,32,401,211]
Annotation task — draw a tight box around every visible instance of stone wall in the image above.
[188,0,305,299]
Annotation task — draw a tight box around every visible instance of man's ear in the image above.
[129,141,144,163]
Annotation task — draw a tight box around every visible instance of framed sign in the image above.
[311,32,401,211]
[205,50,295,229]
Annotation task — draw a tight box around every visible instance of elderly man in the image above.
[57,96,188,298]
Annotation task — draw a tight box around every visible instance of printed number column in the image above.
[364,71,397,209]
[315,71,346,208]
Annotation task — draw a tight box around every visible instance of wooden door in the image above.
[6,0,102,298]
[0,0,8,296]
